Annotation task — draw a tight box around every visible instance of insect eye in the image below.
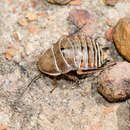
[102,46,110,51]
[61,48,64,51]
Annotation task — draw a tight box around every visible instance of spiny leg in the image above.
[27,73,42,89]
[18,73,42,98]
[50,74,81,93]
[50,77,57,93]
[12,73,42,111]
[64,73,79,82]
[64,73,80,88]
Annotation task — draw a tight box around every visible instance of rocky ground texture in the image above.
[0,0,130,130]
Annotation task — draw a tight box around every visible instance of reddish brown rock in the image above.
[91,124,101,130]
[25,12,38,22]
[98,62,130,102]
[68,9,93,27]
[5,47,17,61]
[113,17,130,61]
[18,17,28,27]
[105,27,113,42]
[27,25,39,34]
[104,0,119,6]
[13,31,19,40]
[0,124,7,130]
[69,0,81,5]
[31,1,38,7]
[67,9,97,36]
[47,0,72,5]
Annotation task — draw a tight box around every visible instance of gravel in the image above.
[0,0,130,129]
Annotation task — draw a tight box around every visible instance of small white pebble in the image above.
[39,114,46,120]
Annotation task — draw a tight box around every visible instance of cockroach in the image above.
[28,34,115,93]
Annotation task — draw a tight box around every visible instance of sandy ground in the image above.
[0,0,130,130]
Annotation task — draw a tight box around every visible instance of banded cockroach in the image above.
[38,34,108,76]
[27,34,114,92]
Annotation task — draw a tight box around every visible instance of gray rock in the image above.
[98,62,130,102]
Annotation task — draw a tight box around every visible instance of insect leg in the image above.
[17,73,42,100]
[64,73,80,85]
[50,77,57,93]
[11,73,42,112]
[27,73,42,89]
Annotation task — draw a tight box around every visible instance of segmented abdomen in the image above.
[38,34,104,76]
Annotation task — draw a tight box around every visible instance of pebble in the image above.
[106,18,113,27]
[25,12,38,22]
[8,0,14,5]
[25,43,36,55]
[98,62,130,102]
[113,17,130,61]
[91,124,100,130]
[5,48,17,61]
[104,0,119,6]
[31,1,38,7]
[18,17,28,27]
[0,112,9,125]
[67,9,97,36]
[105,27,113,42]
[13,31,22,41]
[69,0,81,5]
[27,25,39,34]
[37,12,46,19]
[0,124,7,130]
[39,114,47,120]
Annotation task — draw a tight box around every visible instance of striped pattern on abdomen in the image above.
[38,34,104,76]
